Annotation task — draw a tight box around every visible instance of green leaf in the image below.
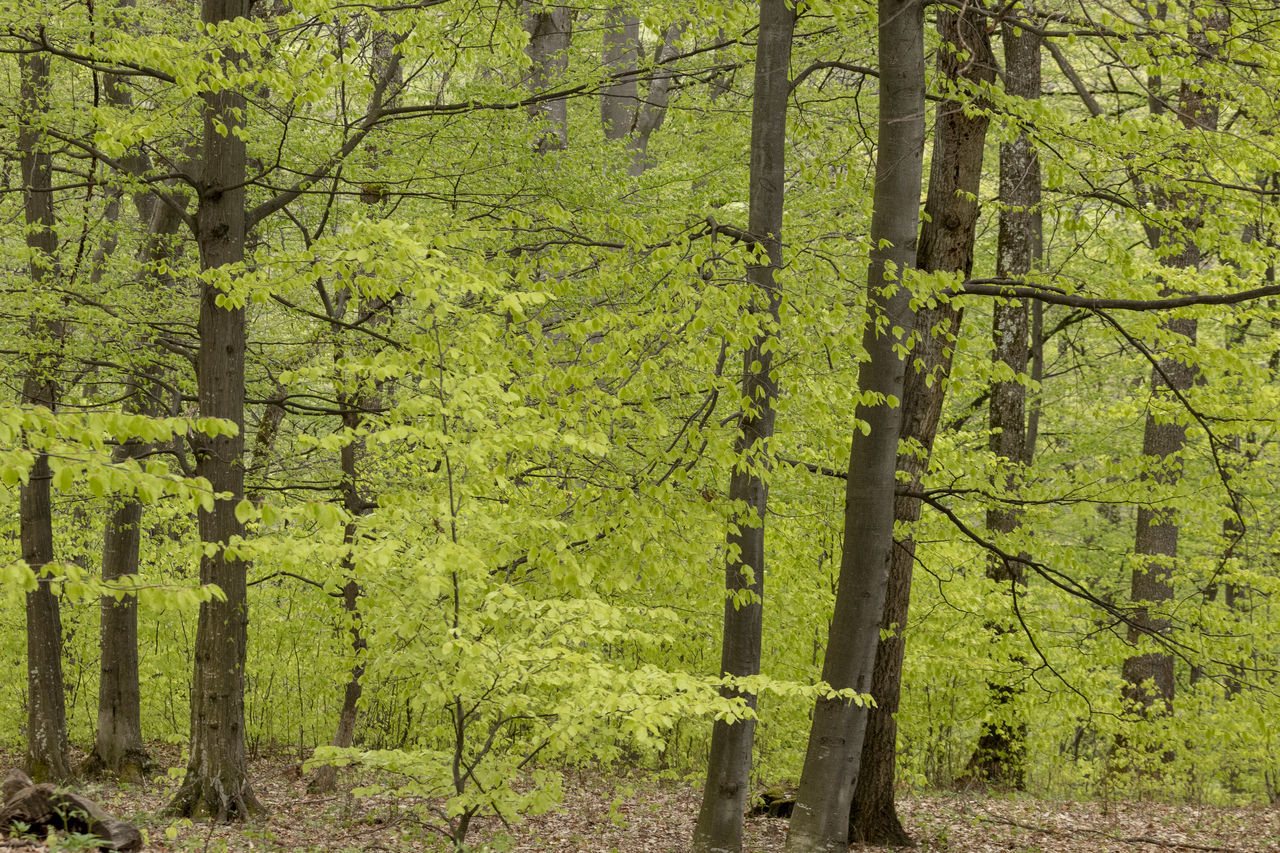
[52,466,75,492]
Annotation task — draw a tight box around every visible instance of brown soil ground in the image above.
[2,750,1278,851]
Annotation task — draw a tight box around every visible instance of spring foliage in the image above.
[2,0,1280,837]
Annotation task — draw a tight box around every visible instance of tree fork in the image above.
[851,2,995,840]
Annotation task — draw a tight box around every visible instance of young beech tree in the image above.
[306,290,389,797]
[307,28,402,797]
[786,0,925,848]
[850,4,995,842]
[692,0,794,850]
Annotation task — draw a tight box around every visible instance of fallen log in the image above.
[0,770,142,852]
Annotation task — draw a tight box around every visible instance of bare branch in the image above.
[959,279,1280,310]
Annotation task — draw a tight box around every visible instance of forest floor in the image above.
[2,748,1279,852]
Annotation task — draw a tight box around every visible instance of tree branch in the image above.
[959,279,1280,310]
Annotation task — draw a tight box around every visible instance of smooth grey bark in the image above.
[627,23,683,176]
[850,4,994,843]
[600,8,639,141]
[786,1,926,849]
[965,12,1041,791]
[18,46,73,785]
[166,0,263,820]
[523,3,573,152]
[1122,7,1223,717]
[691,4,793,851]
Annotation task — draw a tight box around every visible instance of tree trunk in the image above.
[691,3,793,851]
[1122,330,1193,714]
[523,3,573,152]
[1121,6,1224,719]
[308,38,399,793]
[23,447,71,784]
[786,1,925,849]
[92,378,158,782]
[627,23,683,176]
[94,457,150,780]
[309,388,375,794]
[309,575,365,794]
[600,8,639,141]
[850,4,994,843]
[166,0,263,820]
[965,12,1041,791]
[90,199,186,781]
[18,45,73,786]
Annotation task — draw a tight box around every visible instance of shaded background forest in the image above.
[2,0,1280,848]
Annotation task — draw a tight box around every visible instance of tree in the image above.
[786,0,926,848]
[305,300,383,796]
[625,22,683,176]
[524,3,573,152]
[600,7,639,143]
[965,6,1042,790]
[165,0,263,818]
[1121,4,1226,722]
[306,26,402,797]
[692,1,794,850]
[92,374,163,781]
[18,43,73,785]
[90,188,186,780]
[850,2,995,841]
